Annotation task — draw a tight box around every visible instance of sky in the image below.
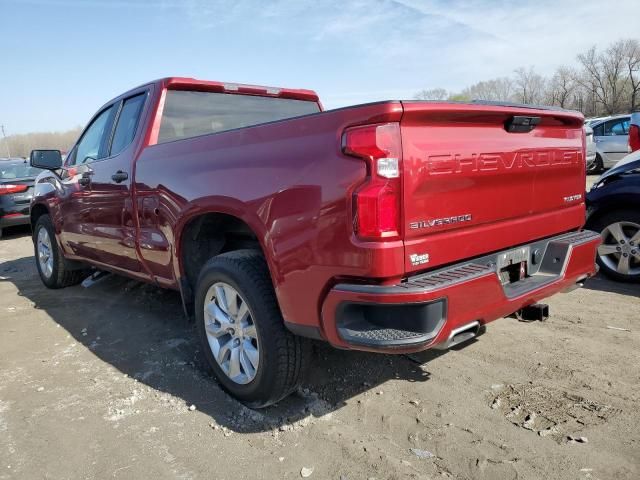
[1,0,639,134]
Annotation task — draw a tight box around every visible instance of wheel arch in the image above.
[173,206,278,313]
[30,203,50,232]
[587,195,640,228]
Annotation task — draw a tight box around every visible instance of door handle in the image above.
[78,172,92,186]
[111,171,128,183]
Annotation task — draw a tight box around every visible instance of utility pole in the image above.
[0,125,10,157]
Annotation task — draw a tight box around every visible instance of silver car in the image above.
[585,125,597,172]
[588,114,631,173]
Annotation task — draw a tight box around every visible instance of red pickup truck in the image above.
[30,77,600,407]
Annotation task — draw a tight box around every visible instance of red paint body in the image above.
[32,78,599,353]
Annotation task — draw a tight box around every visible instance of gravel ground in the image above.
[0,176,638,480]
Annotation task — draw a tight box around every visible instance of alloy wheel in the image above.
[597,221,640,276]
[203,282,260,385]
[37,227,54,279]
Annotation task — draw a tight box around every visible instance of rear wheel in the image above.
[33,214,87,288]
[195,250,310,407]
[589,210,640,283]
[587,154,603,174]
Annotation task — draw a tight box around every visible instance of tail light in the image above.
[342,122,401,240]
[630,124,640,152]
[0,184,28,195]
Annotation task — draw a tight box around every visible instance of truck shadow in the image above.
[0,224,31,240]
[582,274,639,297]
[1,256,446,433]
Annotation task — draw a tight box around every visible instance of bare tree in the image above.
[513,67,546,105]
[461,77,514,102]
[622,39,640,111]
[412,37,640,116]
[547,66,577,108]
[576,42,628,114]
[413,88,448,100]
[0,128,81,158]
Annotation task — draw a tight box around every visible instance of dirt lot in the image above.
[1,183,639,479]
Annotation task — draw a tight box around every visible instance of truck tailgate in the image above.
[400,102,586,274]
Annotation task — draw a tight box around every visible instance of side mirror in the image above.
[30,150,63,170]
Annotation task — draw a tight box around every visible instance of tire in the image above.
[588,209,640,283]
[587,154,603,174]
[195,249,310,408]
[33,214,87,288]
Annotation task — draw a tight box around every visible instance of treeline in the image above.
[414,38,640,117]
[0,127,81,159]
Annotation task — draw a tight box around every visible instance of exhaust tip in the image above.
[434,320,482,350]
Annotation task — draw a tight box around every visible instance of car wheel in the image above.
[195,249,310,408]
[587,154,603,174]
[33,214,88,288]
[589,210,640,283]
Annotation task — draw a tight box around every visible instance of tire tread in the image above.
[197,250,309,407]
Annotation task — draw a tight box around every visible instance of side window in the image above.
[621,119,630,135]
[110,93,146,156]
[604,119,629,136]
[72,106,116,165]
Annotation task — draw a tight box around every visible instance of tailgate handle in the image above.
[505,116,541,133]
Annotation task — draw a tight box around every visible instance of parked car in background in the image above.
[585,116,610,127]
[585,125,597,173]
[589,114,631,172]
[0,158,43,238]
[630,112,640,153]
[587,158,640,282]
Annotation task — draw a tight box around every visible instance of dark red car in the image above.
[30,78,600,407]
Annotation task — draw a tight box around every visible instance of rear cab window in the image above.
[157,90,320,143]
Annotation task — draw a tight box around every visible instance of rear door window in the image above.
[604,118,630,136]
[110,93,146,156]
[158,90,320,143]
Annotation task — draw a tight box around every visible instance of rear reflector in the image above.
[342,123,402,240]
[0,184,29,195]
[630,124,640,152]
[2,213,23,218]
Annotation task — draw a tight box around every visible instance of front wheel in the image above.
[589,210,640,283]
[33,214,87,288]
[195,250,310,408]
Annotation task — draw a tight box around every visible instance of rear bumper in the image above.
[0,212,30,229]
[320,230,600,353]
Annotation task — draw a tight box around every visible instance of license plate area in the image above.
[497,247,530,285]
